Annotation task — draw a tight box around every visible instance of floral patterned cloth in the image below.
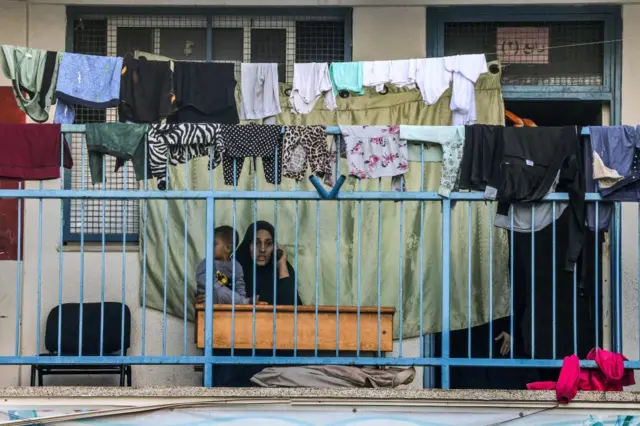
[340,125,409,190]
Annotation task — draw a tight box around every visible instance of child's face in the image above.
[214,237,232,260]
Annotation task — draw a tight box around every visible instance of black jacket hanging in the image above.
[460,126,586,272]
[497,126,585,272]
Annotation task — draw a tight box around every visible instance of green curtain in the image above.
[139,64,509,338]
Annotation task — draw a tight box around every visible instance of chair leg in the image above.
[127,366,132,387]
[37,369,44,387]
[30,366,36,387]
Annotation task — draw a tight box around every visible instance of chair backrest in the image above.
[44,302,131,355]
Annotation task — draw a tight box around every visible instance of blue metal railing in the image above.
[0,124,628,390]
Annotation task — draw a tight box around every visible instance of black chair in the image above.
[30,302,132,387]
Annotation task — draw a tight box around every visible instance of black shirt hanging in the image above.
[460,125,586,272]
[171,62,239,124]
[119,54,175,123]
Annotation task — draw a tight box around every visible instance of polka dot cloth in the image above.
[221,124,283,185]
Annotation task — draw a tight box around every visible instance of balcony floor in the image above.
[1,386,640,404]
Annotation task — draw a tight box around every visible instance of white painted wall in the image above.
[0,0,638,390]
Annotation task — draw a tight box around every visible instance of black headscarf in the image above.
[235,221,300,305]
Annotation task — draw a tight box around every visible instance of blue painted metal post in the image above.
[441,198,452,389]
[203,196,215,386]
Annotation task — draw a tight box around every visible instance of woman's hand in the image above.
[494,332,511,356]
[277,244,288,265]
[277,245,290,279]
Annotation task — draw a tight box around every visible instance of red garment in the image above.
[0,124,72,179]
[555,355,580,404]
[527,348,635,404]
[590,348,635,391]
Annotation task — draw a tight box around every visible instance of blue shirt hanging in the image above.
[54,53,123,123]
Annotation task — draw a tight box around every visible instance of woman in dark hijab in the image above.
[212,221,301,387]
[235,221,302,306]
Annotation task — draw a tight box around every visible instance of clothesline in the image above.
[59,124,594,134]
[60,124,352,134]
[0,45,488,126]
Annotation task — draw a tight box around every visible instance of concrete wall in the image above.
[352,7,426,61]
[0,0,638,389]
[620,5,640,386]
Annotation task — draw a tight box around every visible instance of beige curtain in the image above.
[139,62,509,338]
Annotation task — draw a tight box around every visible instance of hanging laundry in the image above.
[54,100,75,124]
[220,124,283,185]
[389,59,417,90]
[119,54,175,124]
[593,152,623,188]
[0,46,61,123]
[399,125,464,197]
[589,126,640,200]
[329,62,364,96]
[362,61,390,93]
[135,50,174,70]
[493,171,569,232]
[362,59,421,93]
[340,125,409,191]
[147,123,224,190]
[527,348,635,404]
[458,125,505,198]
[461,126,585,272]
[54,53,123,124]
[172,61,239,124]
[240,63,281,121]
[282,126,332,182]
[444,54,487,125]
[501,127,584,272]
[290,63,336,114]
[0,124,72,180]
[583,134,612,231]
[85,123,149,185]
[414,57,452,105]
[325,135,348,185]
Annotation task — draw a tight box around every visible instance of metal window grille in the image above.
[67,12,346,242]
[443,21,605,86]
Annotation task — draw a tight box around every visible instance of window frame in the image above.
[426,5,622,123]
[63,6,352,244]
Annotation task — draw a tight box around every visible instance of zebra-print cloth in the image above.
[147,123,224,190]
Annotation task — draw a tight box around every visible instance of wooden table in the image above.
[195,302,395,352]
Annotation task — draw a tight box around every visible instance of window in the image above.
[251,29,287,82]
[65,9,350,243]
[443,21,605,86]
[426,6,621,104]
